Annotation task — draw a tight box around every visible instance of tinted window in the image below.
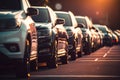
[97,27,107,33]
[32,8,51,23]
[0,0,21,11]
[56,13,72,26]
[76,18,87,28]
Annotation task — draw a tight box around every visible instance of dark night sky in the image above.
[29,0,120,30]
[49,0,120,30]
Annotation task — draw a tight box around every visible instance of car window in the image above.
[32,8,51,23]
[98,27,107,33]
[69,11,77,27]
[56,13,72,26]
[76,18,87,28]
[0,0,21,11]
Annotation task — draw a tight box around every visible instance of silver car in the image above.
[0,0,38,78]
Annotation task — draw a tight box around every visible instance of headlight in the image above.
[83,32,89,38]
[104,34,111,39]
[0,18,20,30]
[37,29,50,37]
[67,31,74,37]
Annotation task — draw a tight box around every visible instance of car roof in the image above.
[31,6,49,9]
[55,11,69,14]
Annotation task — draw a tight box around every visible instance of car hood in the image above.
[35,23,52,30]
[0,11,23,29]
[0,11,23,19]
[103,32,112,37]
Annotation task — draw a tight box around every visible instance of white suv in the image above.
[0,0,38,78]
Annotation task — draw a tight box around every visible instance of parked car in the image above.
[31,6,69,68]
[114,30,120,44]
[90,26,101,50]
[0,0,38,78]
[94,25,113,46]
[108,28,119,45]
[75,16,94,54]
[55,11,83,60]
[93,24,104,47]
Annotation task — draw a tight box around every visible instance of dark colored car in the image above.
[114,30,120,44]
[75,16,94,54]
[109,29,119,45]
[93,24,104,47]
[94,25,113,46]
[31,6,69,68]
[55,11,83,60]
[91,25,103,50]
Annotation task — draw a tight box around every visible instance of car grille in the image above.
[38,37,51,43]
[37,29,50,37]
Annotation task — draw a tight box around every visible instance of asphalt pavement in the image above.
[0,45,120,80]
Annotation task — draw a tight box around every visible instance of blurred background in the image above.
[29,0,120,30]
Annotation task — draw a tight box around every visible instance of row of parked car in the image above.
[1,0,120,79]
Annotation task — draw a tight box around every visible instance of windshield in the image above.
[76,18,87,28]
[0,0,21,11]
[32,8,51,23]
[56,13,72,26]
[97,27,108,33]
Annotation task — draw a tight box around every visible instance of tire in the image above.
[47,40,58,68]
[71,50,76,60]
[16,40,30,78]
[16,60,30,78]
[47,55,58,68]
[30,59,38,71]
[84,42,91,55]
[61,54,68,64]
[78,45,83,58]
[84,48,91,55]
[71,41,77,60]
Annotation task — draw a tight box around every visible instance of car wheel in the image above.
[78,45,83,58]
[61,53,68,64]
[71,41,77,60]
[30,59,38,71]
[84,43,91,55]
[47,55,58,68]
[16,40,30,78]
[47,40,58,68]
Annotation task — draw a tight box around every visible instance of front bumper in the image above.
[0,29,26,59]
[103,37,112,45]
[37,36,53,62]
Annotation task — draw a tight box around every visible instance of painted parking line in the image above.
[94,58,98,61]
[31,75,120,78]
[76,59,120,62]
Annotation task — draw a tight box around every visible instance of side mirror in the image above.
[91,27,94,29]
[56,18,65,25]
[78,23,85,28]
[95,29,98,32]
[27,8,39,16]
